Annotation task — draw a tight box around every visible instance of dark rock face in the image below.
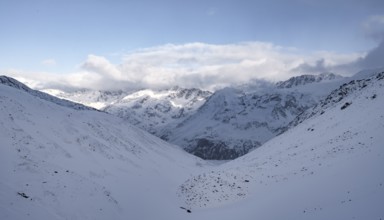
[187,138,260,160]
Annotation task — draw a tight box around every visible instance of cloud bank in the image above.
[363,15,384,42]
[5,41,374,91]
[353,15,384,70]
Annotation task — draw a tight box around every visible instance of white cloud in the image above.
[41,58,57,66]
[82,55,122,79]
[6,42,364,91]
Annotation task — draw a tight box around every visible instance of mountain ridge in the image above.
[0,75,96,111]
[276,72,343,89]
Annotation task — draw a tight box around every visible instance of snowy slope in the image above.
[0,80,208,220]
[167,74,346,160]
[176,70,384,219]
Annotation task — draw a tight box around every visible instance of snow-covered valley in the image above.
[43,73,347,160]
[1,69,384,219]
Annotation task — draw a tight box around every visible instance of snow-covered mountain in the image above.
[1,69,383,219]
[165,88,313,159]
[43,87,212,136]
[165,73,346,159]
[103,87,211,135]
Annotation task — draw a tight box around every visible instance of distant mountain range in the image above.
[42,72,346,159]
[43,86,211,135]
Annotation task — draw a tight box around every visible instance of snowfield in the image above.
[1,70,384,219]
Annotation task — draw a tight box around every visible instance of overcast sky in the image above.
[1,0,384,90]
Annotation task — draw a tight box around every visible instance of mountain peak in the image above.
[0,75,32,91]
[276,72,343,89]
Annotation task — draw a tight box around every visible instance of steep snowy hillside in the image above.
[0,79,206,220]
[167,74,345,160]
[176,70,384,219]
